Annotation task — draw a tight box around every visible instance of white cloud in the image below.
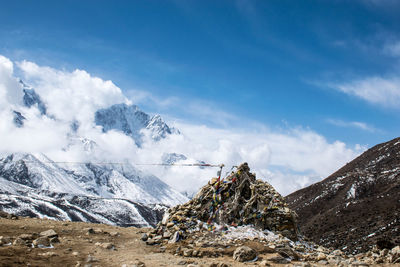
[334,76,400,109]
[135,123,362,196]
[383,41,400,57]
[326,119,377,132]
[0,55,23,109]
[0,54,363,197]
[17,60,129,126]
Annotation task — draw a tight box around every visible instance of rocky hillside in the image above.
[286,137,400,254]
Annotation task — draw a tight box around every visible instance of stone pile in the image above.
[145,163,298,246]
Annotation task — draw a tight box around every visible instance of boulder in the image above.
[141,233,148,241]
[33,237,50,248]
[40,229,58,238]
[233,246,257,262]
[13,238,27,246]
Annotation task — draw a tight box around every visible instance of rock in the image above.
[166,222,174,228]
[18,233,35,240]
[146,239,155,246]
[169,231,181,243]
[0,236,12,245]
[268,255,290,264]
[163,231,172,239]
[72,251,80,256]
[124,260,145,267]
[380,248,389,257]
[177,260,187,265]
[0,211,9,218]
[50,236,60,243]
[141,233,148,241]
[13,238,26,246]
[110,231,119,237]
[391,245,400,263]
[94,228,103,234]
[0,211,18,220]
[33,237,50,248]
[100,242,114,250]
[392,245,400,254]
[86,255,98,263]
[40,229,58,238]
[333,249,343,256]
[84,228,95,234]
[316,253,327,261]
[154,235,163,242]
[277,246,300,260]
[233,246,257,262]
[183,248,193,257]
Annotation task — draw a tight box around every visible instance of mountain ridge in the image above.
[286,137,400,254]
[0,152,188,227]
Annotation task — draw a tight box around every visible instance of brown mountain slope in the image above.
[285,137,400,254]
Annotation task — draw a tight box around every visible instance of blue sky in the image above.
[1,0,400,147]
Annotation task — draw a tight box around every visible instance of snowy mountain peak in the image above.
[0,152,188,206]
[20,81,47,115]
[95,103,178,146]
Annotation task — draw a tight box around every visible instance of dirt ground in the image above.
[1,216,399,267]
[0,216,300,267]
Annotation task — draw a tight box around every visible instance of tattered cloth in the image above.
[156,162,299,242]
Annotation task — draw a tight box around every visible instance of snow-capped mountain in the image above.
[0,153,188,226]
[1,80,190,226]
[0,153,187,206]
[95,103,179,147]
[0,192,166,227]
[286,137,400,254]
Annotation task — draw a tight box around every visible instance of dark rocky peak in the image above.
[286,136,400,254]
[20,80,47,115]
[12,111,26,128]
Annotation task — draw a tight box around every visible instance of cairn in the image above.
[151,163,299,244]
